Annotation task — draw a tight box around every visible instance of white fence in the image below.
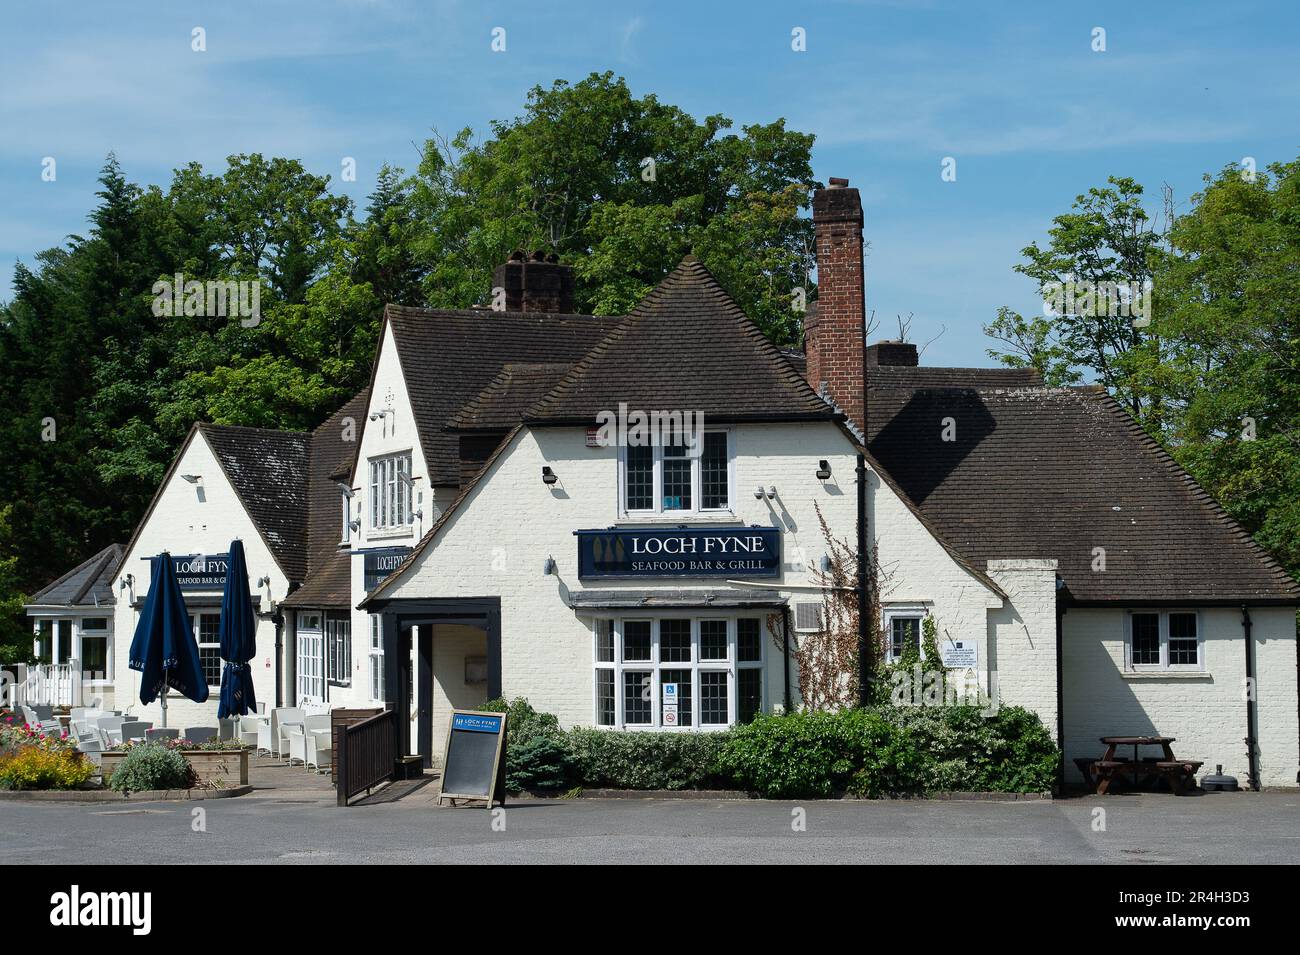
[5,661,79,707]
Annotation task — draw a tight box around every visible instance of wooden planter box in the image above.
[99,749,249,788]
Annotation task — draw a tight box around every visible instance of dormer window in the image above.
[369,452,413,529]
[620,429,732,516]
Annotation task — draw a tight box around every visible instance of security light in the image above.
[181,474,202,484]
[543,557,556,575]
[766,486,777,499]
[255,576,271,588]
[753,485,764,499]
[369,410,388,422]
[820,555,832,572]
[336,481,354,497]
[542,466,558,485]
[398,472,416,489]
[348,519,361,532]
[816,460,832,480]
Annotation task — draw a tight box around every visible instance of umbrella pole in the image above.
[161,688,168,729]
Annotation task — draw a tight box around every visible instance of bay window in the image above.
[593,615,763,729]
[620,430,732,516]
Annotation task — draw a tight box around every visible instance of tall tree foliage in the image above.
[986,161,1300,583]
[0,76,817,658]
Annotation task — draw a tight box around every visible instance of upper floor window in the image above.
[1125,611,1201,671]
[369,452,412,529]
[621,429,731,516]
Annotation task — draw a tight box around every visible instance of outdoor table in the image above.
[1092,736,1200,794]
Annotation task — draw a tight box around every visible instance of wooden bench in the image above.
[1154,760,1203,795]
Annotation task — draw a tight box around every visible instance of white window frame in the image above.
[194,613,223,688]
[77,615,111,684]
[618,429,734,517]
[882,606,927,663]
[592,614,763,731]
[340,491,352,544]
[368,451,413,531]
[368,614,385,702]
[296,612,324,702]
[325,613,351,686]
[1124,610,1204,672]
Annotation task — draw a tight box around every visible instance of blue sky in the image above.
[2,0,1297,368]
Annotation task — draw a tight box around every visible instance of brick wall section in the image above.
[808,180,866,434]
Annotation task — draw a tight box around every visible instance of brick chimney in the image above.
[807,178,865,433]
[492,250,576,313]
[866,340,918,367]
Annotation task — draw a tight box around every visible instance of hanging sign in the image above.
[575,527,781,579]
[362,546,412,590]
[158,554,229,591]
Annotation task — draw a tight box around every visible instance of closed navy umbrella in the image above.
[217,539,258,719]
[129,553,209,727]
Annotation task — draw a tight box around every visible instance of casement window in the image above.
[1125,611,1202,671]
[190,613,223,687]
[369,615,385,702]
[296,612,324,701]
[326,613,351,686]
[593,615,763,730]
[883,609,925,663]
[79,617,109,677]
[368,452,412,529]
[340,492,352,544]
[620,429,732,516]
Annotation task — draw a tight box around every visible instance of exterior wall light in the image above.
[180,474,202,484]
[368,410,388,422]
[543,557,557,575]
[819,554,832,572]
[348,519,361,532]
[816,460,832,480]
[766,486,777,499]
[542,466,558,485]
[753,485,764,499]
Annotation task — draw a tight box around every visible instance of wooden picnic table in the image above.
[1079,736,1203,795]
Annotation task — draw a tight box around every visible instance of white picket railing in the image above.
[9,661,79,707]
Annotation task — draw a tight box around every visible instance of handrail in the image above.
[336,708,397,806]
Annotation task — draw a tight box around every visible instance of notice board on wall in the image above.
[438,710,508,808]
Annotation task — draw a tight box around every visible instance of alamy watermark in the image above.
[1042,279,1151,326]
[592,402,705,455]
[151,272,262,326]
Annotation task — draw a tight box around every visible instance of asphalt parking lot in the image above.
[3,784,1298,864]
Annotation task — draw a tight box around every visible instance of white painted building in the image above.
[28,183,1298,790]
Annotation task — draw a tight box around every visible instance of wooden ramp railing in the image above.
[336,708,397,806]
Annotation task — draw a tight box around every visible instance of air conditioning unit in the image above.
[793,602,823,633]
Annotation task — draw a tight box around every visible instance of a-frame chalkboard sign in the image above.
[437,710,508,808]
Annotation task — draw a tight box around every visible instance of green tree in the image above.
[408,72,817,343]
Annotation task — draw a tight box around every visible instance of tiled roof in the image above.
[26,543,123,608]
[525,257,836,425]
[200,424,311,581]
[281,551,351,610]
[449,362,573,432]
[865,370,1300,603]
[385,305,621,486]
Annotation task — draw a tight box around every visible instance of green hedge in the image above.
[483,697,1058,797]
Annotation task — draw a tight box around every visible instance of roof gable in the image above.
[199,424,311,581]
[385,305,621,486]
[525,257,835,425]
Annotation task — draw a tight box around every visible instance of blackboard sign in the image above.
[575,527,781,579]
[438,710,508,808]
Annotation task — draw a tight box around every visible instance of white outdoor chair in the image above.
[76,733,103,754]
[304,729,332,773]
[96,716,126,747]
[259,707,302,758]
[239,716,260,748]
[20,706,40,727]
[119,720,152,743]
[38,719,63,737]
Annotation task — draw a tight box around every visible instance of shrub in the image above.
[109,742,195,793]
[719,705,1059,797]
[0,746,95,790]
[0,720,76,754]
[483,697,573,793]
[718,710,860,798]
[567,728,730,790]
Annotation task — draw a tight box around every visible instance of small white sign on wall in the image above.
[941,640,977,668]
[662,682,678,705]
[662,705,678,726]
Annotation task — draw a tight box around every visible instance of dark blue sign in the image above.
[165,554,229,591]
[576,527,781,579]
[363,546,411,590]
[452,713,503,734]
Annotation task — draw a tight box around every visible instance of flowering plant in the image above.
[0,720,76,754]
